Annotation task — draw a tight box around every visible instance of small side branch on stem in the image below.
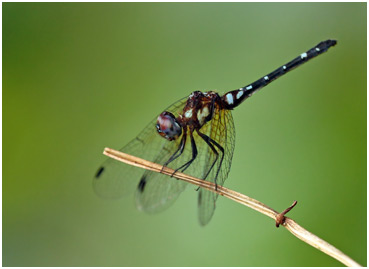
[276,200,298,228]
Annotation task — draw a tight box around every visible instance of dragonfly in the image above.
[94,40,337,226]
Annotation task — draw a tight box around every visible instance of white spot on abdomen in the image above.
[264,76,269,80]
[246,85,253,90]
[283,65,287,70]
[225,93,234,105]
[316,47,320,52]
[236,91,243,99]
[301,52,307,59]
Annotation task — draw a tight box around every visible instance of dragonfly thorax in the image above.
[180,91,220,129]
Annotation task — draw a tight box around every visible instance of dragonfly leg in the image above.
[196,130,225,191]
[172,131,198,174]
[161,130,187,174]
[207,137,224,189]
[196,130,219,182]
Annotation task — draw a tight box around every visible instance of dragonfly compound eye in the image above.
[156,111,182,141]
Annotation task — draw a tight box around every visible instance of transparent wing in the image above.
[196,108,236,225]
[135,140,189,213]
[93,97,188,202]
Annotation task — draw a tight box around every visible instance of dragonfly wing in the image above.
[135,170,188,213]
[135,140,189,213]
[196,108,236,225]
[93,97,187,202]
[93,120,167,199]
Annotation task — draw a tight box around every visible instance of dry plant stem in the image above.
[103,147,362,267]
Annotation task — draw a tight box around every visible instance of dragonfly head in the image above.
[156,111,182,141]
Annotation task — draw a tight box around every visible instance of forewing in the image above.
[93,97,187,201]
[135,139,189,213]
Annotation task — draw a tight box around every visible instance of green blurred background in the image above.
[3,2,366,267]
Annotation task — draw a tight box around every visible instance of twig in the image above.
[103,147,362,267]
